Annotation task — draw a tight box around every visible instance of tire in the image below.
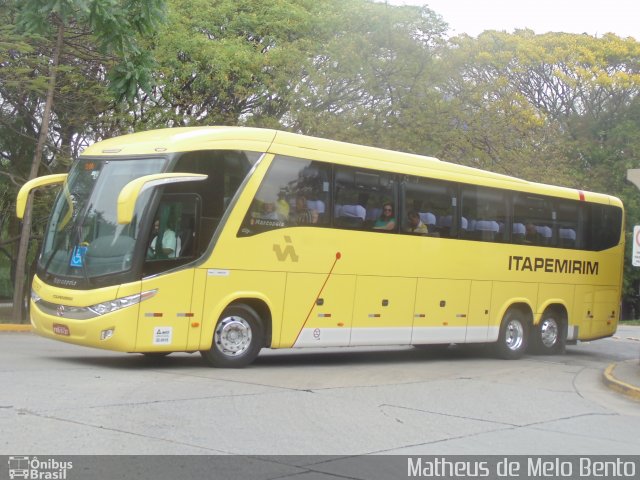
[495,308,530,359]
[533,310,566,355]
[201,304,264,368]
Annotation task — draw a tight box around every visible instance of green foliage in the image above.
[288,2,448,149]
[132,0,340,128]
[17,0,166,100]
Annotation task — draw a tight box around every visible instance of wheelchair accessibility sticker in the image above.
[69,246,88,268]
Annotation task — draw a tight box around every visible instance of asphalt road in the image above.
[1,327,639,455]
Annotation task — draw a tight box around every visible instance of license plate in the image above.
[53,323,70,336]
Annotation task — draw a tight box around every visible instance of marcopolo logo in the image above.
[7,456,73,480]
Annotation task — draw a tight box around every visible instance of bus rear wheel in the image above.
[533,310,566,355]
[495,307,529,360]
[201,304,264,368]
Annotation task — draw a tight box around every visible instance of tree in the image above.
[10,0,165,321]
[287,2,448,150]
[130,0,341,129]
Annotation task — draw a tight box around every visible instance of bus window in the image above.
[556,200,580,249]
[143,194,200,276]
[461,186,508,242]
[402,176,455,237]
[587,203,623,251]
[173,150,257,253]
[334,166,397,231]
[513,194,554,246]
[239,156,331,236]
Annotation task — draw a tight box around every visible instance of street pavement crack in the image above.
[15,408,230,454]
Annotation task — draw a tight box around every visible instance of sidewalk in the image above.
[602,360,640,402]
[0,323,31,332]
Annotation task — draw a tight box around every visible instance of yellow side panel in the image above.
[592,287,619,339]
[466,281,493,343]
[536,283,574,319]
[491,281,538,335]
[282,273,356,347]
[573,285,594,339]
[350,276,416,346]
[187,269,208,351]
[413,279,470,344]
[136,269,195,352]
[201,269,286,350]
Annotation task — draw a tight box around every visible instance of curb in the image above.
[603,362,640,402]
[0,324,32,332]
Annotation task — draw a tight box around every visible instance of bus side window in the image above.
[334,166,397,231]
[172,150,255,254]
[402,176,455,237]
[239,156,331,237]
[556,200,580,249]
[586,203,623,251]
[143,193,201,276]
[461,186,508,243]
[513,194,554,246]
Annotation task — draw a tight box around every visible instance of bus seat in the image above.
[475,220,499,241]
[335,204,366,228]
[179,229,194,257]
[367,207,381,221]
[307,199,325,214]
[536,225,553,244]
[467,219,477,232]
[340,204,366,219]
[559,228,576,248]
[419,212,437,226]
[512,223,526,243]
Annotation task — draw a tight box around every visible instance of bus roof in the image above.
[81,126,622,207]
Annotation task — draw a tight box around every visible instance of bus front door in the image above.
[135,268,196,352]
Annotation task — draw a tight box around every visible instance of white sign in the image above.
[153,326,173,345]
[633,225,640,267]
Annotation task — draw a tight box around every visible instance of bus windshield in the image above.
[39,157,167,282]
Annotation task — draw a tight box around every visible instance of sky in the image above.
[384,0,638,38]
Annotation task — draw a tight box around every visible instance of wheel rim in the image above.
[540,317,559,348]
[215,316,252,357]
[505,319,524,351]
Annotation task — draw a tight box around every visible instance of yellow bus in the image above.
[17,127,624,367]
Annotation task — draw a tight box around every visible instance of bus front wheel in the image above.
[495,307,530,360]
[201,304,264,368]
[533,310,566,355]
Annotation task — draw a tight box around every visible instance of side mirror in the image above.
[16,174,68,219]
[117,173,207,224]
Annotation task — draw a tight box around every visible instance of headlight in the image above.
[88,289,157,316]
[34,289,157,320]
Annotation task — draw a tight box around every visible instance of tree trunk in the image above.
[12,20,64,322]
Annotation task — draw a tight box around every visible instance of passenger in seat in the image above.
[295,195,318,224]
[373,202,396,231]
[406,211,428,235]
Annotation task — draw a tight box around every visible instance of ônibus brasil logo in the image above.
[8,456,73,480]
